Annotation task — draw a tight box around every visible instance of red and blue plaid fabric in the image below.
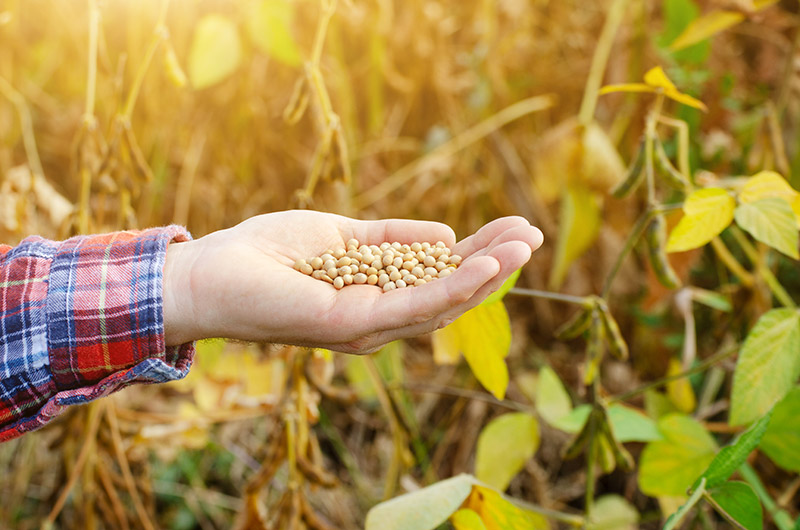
[0,226,195,442]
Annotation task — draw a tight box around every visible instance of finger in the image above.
[364,254,500,333]
[453,216,532,257]
[463,224,544,260]
[346,218,456,248]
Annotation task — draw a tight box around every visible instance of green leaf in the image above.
[707,482,763,530]
[549,185,601,289]
[730,308,800,425]
[451,509,488,530]
[432,302,511,400]
[667,188,735,252]
[587,495,639,530]
[554,404,661,443]
[364,474,476,530]
[734,198,799,259]
[483,268,521,306]
[698,411,772,488]
[189,15,242,89]
[345,341,404,401]
[606,404,663,442]
[245,0,302,66]
[475,413,540,491]
[669,10,744,51]
[534,366,572,426]
[760,386,800,472]
[638,414,717,497]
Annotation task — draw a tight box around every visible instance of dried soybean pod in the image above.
[555,307,593,340]
[583,308,604,386]
[598,409,635,472]
[646,214,681,289]
[612,136,646,198]
[283,75,310,125]
[600,309,629,361]
[654,138,689,191]
[562,406,602,460]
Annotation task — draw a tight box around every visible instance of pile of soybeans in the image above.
[294,239,462,291]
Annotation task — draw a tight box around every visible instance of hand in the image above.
[163,210,543,353]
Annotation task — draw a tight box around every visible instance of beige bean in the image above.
[347,238,359,248]
[396,279,407,288]
[392,257,403,269]
[435,261,446,271]
[294,258,307,270]
[382,254,394,266]
[424,267,438,277]
[327,267,338,278]
[337,256,352,267]
[354,273,368,284]
[321,274,334,284]
[322,259,336,271]
[438,268,452,278]
[412,266,425,278]
[416,251,426,261]
[386,265,399,274]
[383,281,396,292]
[380,242,391,251]
[421,242,431,250]
[366,267,378,276]
[449,255,462,265]
[343,274,354,285]
[359,263,370,273]
[333,277,345,289]
[438,255,449,264]
[370,245,381,254]
[338,266,350,276]
[403,252,415,262]
[414,279,426,286]
[320,253,334,263]
[436,241,446,248]
[423,274,433,282]
[346,250,362,261]
[423,255,436,267]
[310,257,324,270]
[300,263,313,275]
[389,270,402,281]
[433,248,444,258]
[312,270,325,279]
[378,273,390,287]
[333,248,346,259]
[367,274,379,285]
[402,261,415,271]
[371,259,383,269]
[411,242,422,252]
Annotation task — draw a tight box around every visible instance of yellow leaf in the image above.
[432,302,511,400]
[243,355,277,398]
[550,185,602,288]
[465,486,549,530]
[739,170,800,227]
[643,66,677,91]
[451,509,488,530]
[666,359,696,413]
[193,376,224,412]
[245,0,302,66]
[189,14,242,89]
[669,10,745,51]
[666,188,735,252]
[581,123,627,192]
[432,319,462,365]
[664,88,708,112]
[599,83,656,95]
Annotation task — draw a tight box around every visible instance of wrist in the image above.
[163,238,203,346]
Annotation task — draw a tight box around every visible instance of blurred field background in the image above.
[1,0,799,528]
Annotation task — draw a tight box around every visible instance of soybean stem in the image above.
[507,288,588,306]
[710,237,754,287]
[578,0,629,126]
[729,225,795,308]
[608,344,738,404]
[121,0,170,120]
[601,208,654,297]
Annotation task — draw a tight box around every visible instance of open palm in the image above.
[164,210,543,353]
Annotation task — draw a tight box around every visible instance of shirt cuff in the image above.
[1,226,195,441]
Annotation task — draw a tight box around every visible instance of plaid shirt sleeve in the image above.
[0,226,195,442]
